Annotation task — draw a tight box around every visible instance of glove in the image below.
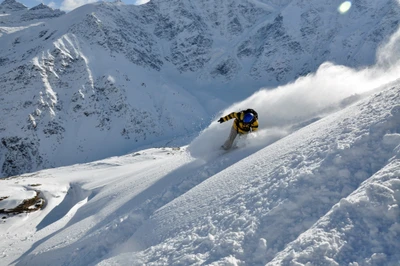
[218,118,224,123]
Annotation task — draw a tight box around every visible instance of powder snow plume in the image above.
[188,25,400,159]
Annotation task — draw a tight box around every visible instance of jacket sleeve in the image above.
[220,112,241,122]
[251,120,259,131]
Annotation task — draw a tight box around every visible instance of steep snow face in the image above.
[1,0,400,177]
[104,82,400,266]
[1,80,398,266]
[268,160,400,265]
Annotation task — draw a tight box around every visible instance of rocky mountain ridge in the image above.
[0,0,26,12]
[0,0,64,24]
[0,0,399,177]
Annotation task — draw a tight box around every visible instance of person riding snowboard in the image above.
[218,109,259,150]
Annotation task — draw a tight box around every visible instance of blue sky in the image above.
[14,0,149,11]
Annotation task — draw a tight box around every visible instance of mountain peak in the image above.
[30,3,52,11]
[0,0,27,12]
[23,2,65,20]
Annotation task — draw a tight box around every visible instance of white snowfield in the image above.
[0,80,399,265]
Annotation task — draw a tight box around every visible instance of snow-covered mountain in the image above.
[0,67,399,265]
[0,0,64,23]
[1,0,400,264]
[0,0,26,12]
[0,0,399,179]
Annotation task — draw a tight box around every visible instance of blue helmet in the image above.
[243,113,254,123]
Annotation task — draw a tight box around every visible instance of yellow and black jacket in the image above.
[220,111,259,134]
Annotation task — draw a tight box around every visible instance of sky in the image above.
[15,0,150,11]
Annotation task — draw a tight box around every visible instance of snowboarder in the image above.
[218,109,259,150]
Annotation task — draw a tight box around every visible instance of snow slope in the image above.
[109,84,400,266]
[1,75,399,265]
[1,0,400,265]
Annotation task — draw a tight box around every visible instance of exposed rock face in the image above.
[0,0,64,22]
[0,0,399,177]
[1,136,42,177]
[21,3,65,21]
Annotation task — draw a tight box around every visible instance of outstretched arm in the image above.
[218,112,240,123]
